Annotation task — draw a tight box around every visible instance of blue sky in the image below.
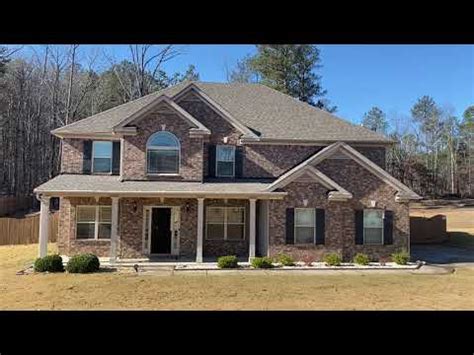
[16,44,474,126]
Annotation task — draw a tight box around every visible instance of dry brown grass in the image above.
[1,243,473,310]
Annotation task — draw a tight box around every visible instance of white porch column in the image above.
[196,198,204,263]
[109,197,120,263]
[38,195,51,258]
[249,198,257,261]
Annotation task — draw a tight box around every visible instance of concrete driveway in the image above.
[411,243,474,266]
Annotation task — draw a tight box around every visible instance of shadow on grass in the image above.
[448,232,474,248]
[98,267,117,273]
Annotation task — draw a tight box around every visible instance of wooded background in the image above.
[0,45,472,214]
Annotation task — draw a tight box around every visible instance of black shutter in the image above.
[384,210,394,245]
[235,146,244,178]
[285,208,294,244]
[83,140,92,174]
[112,141,121,175]
[355,210,364,245]
[208,144,216,177]
[315,208,325,245]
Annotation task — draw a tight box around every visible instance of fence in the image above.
[0,212,58,246]
[410,214,448,244]
[0,195,36,216]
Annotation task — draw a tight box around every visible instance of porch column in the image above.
[38,195,51,258]
[196,198,204,263]
[109,197,120,263]
[249,198,257,261]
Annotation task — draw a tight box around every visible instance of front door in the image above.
[151,208,172,254]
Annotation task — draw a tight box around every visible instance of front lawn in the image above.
[0,244,473,310]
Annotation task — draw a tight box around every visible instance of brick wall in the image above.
[61,139,83,174]
[267,159,409,262]
[122,102,204,181]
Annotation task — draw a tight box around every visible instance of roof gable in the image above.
[114,95,210,136]
[267,164,353,201]
[271,141,421,202]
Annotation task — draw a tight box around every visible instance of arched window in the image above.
[146,131,180,174]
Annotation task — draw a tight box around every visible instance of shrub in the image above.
[66,253,100,273]
[275,253,295,266]
[251,257,274,269]
[353,253,370,266]
[324,253,342,266]
[391,251,410,265]
[217,255,239,269]
[34,254,64,273]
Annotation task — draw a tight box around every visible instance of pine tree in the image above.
[362,107,388,133]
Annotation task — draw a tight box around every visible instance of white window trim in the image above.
[91,141,113,174]
[216,145,236,178]
[146,131,181,175]
[205,206,245,241]
[76,205,112,240]
[363,209,384,245]
[294,208,316,244]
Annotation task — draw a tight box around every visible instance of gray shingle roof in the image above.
[33,174,282,198]
[52,81,392,144]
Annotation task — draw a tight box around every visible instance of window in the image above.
[92,141,113,173]
[206,206,245,240]
[363,209,384,245]
[147,131,180,174]
[76,206,111,240]
[216,145,235,177]
[294,208,316,244]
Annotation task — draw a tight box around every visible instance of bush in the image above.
[353,253,370,265]
[251,257,274,269]
[217,255,239,269]
[66,253,100,273]
[34,254,64,273]
[324,253,342,266]
[391,251,410,265]
[275,254,295,266]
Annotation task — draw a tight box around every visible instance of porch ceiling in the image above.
[33,174,286,199]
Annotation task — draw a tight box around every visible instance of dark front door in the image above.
[151,208,172,254]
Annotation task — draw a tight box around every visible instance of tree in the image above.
[362,107,388,133]
[0,47,9,75]
[228,55,259,83]
[229,45,336,112]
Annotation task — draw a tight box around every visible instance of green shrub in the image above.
[324,253,342,266]
[217,255,239,269]
[353,253,370,265]
[391,251,410,265]
[275,253,295,266]
[34,254,64,273]
[251,257,274,269]
[66,253,100,273]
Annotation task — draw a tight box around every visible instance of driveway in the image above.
[411,243,474,266]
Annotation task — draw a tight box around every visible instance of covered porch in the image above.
[33,175,286,263]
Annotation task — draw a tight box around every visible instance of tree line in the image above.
[0,44,472,204]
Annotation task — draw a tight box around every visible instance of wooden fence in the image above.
[410,214,448,244]
[0,212,59,246]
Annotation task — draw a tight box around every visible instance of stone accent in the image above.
[61,139,84,174]
[268,158,409,262]
[57,197,112,257]
[122,102,204,181]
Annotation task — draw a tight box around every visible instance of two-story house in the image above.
[34,81,421,263]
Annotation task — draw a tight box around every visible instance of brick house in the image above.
[34,81,420,262]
